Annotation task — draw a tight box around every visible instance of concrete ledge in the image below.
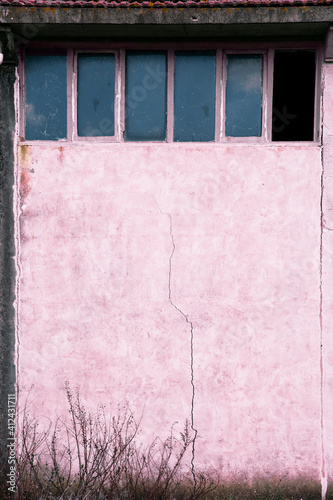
[1,4,333,25]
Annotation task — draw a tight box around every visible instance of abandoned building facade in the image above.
[1,0,333,496]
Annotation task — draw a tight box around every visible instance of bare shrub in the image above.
[14,383,204,499]
[4,385,323,499]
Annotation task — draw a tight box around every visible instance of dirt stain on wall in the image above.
[20,169,30,203]
[19,144,30,167]
[19,145,33,204]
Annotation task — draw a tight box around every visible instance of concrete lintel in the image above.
[1,5,333,26]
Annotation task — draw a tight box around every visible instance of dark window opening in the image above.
[272,51,316,142]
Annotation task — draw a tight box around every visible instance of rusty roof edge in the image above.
[0,0,333,7]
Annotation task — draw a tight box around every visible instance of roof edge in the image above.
[0,0,333,7]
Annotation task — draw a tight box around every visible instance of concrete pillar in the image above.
[0,27,17,468]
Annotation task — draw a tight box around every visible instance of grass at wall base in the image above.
[0,383,327,499]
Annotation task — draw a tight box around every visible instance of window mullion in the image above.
[167,50,174,143]
[222,51,227,141]
[19,47,26,141]
[215,48,223,142]
[68,48,74,142]
[314,46,323,143]
[118,49,126,142]
[266,48,274,143]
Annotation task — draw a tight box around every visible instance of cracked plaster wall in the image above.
[16,141,326,481]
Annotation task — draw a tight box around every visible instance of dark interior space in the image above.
[272,50,316,141]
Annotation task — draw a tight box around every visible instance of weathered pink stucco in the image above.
[17,136,329,484]
[322,62,333,493]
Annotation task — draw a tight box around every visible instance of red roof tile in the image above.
[0,0,332,6]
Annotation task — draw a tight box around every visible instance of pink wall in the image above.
[322,62,333,493]
[16,140,326,483]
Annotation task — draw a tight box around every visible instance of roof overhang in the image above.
[1,5,332,40]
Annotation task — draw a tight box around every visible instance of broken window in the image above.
[272,51,316,142]
[22,48,318,143]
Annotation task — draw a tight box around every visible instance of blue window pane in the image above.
[125,52,167,141]
[78,54,115,137]
[174,51,216,142]
[25,54,67,141]
[225,55,263,137]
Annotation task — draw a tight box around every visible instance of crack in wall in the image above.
[319,70,327,500]
[320,144,327,500]
[159,207,198,492]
